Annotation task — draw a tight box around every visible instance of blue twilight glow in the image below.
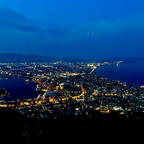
[0,0,144,58]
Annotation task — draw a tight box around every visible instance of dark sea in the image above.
[0,77,37,100]
[96,61,144,86]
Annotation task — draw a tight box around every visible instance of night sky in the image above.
[0,0,144,58]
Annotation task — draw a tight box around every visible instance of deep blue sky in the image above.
[0,0,144,58]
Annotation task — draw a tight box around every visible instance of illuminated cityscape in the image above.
[0,57,144,143]
[1,60,144,120]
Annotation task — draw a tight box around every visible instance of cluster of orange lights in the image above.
[0,77,87,108]
[100,109,110,114]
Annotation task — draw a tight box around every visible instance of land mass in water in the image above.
[0,88,9,97]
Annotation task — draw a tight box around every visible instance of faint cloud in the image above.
[0,6,71,37]
[0,6,39,35]
[14,30,35,36]
[71,14,144,38]
[1,6,144,43]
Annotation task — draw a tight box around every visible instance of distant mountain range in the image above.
[0,53,144,63]
[0,53,57,63]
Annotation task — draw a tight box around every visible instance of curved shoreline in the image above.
[0,77,87,108]
[0,77,37,100]
[95,61,144,86]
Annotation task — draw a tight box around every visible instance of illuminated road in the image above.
[88,61,123,74]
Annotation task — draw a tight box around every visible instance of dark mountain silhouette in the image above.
[0,53,144,63]
[0,107,143,144]
[0,53,57,62]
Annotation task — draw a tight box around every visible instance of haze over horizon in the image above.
[0,0,144,58]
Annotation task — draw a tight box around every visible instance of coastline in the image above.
[0,77,37,100]
[96,61,144,86]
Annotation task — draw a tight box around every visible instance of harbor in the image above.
[0,77,37,100]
